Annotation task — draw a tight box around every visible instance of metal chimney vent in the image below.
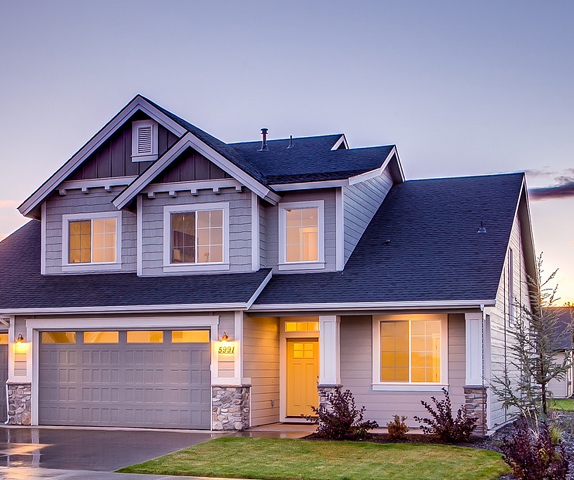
[287,135,294,149]
[258,128,269,152]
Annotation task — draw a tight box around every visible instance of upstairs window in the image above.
[278,201,324,270]
[163,203,229,272]
[132,119,158,161]
[62,212,122,270]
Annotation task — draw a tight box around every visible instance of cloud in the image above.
[0,200,19,209]
[529,173,574,201]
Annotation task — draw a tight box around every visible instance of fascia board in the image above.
[0,302,248,316]
[114,132,279,209]
[18,96,187,217]
[248,299,496,312]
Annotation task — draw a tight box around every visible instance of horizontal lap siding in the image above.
[486,214,530,428]
[141,189,253,276]
[243,316,280,426]
[217,313,236,379]
[45,188,137,274]
[340,315,465,428]
[343,170,393,263]
[264,189,337,272]
[548,352,568,398]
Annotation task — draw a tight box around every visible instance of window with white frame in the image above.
[132,119,158,161]
[373,315,447,389]
[62,212,122,268]
[163,203,229,271]
[278,201,324,269]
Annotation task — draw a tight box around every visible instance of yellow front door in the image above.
[286,338,319,417]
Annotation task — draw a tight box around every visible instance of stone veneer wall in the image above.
[7,383,31,425]
[212,386,250,431]
[464,386,487,435]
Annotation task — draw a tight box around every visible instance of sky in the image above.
[0,0,573,303]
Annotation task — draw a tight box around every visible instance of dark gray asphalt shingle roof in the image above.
[0,221,270,310]
[255,173,525,305]
[548,307,574,350]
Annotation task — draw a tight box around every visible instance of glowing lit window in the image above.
[171,331,210,343]
[42,332,76,344]
[67,216,118,264]
[126,331,164,343]
[84,331,119,344]
[285,207,318,262]
[293,343,315,359]
[0,334,8,345]
[380,320,441,383]
[285,321,319,332]
[171,210,224,264]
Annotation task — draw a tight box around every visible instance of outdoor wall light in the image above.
[220,332,229,343]
[16,334,24,343]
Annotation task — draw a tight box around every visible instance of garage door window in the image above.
[42,332,76,344]
[0,334,7,344]
[126,331,163,343]
[171,331,210,343]
[84,331,119,343]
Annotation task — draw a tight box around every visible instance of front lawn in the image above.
[118,437,508,480]
[550,398,574,411]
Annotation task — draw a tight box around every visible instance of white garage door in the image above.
[39,330,211,429]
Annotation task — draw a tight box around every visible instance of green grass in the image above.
[549,398,574,411]
[117,437,509,480]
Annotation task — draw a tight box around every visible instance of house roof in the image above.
[548,307,574,351]
[0,221,271,313]
[254,173,526,307]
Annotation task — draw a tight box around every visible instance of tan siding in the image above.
[243,316,280,426]
[217,313,235,379]
[339,314,465,428]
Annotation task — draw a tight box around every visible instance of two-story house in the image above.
[0,95,536,433]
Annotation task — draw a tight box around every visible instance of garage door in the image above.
[39,330,211,429]
[0,334,8,422]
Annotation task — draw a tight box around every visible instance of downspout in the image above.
[480,303,486,433]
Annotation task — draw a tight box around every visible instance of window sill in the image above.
[163,263,230,273]
[62,263,122,273]
[132,154,158,162]
[371,383,449,392]
[278,261,325,271]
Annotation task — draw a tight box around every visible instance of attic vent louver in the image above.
[132,119,158,162]
[137,126,153,155]
[258,128,269,152]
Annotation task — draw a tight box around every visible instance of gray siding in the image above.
[243,315,280,426]
[264,189,337,272]
[69,112,178,180]
[153,149,229,183]
[342,169,393,263]
[141,188,253,276]
[548,352,568,398]
[486,214,530,428]
[259,201,266,268]
[339,314,465,427]
[44,188,137,274]
[217,312,236,379]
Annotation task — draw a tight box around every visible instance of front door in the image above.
[286,338,319,417]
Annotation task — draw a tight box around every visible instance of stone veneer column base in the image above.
[7,383,32,425]
[317,385,342,411]
[464,386,487,436]
[212,386,250,431]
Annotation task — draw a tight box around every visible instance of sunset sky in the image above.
[0,1,572,303]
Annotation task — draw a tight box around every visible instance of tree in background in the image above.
[492,255,572,420]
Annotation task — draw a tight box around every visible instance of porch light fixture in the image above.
[16,334,24,343]
[220,332,229,343]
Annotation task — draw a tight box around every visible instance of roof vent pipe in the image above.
[258,128,269,152]
[477,221,487,234]
[287,135,294,149]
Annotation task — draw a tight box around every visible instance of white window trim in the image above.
[372,314,448,391]
[132,119,158,162]
[278,200,325,270]
[62,211,122,273]
[163,202,230,273]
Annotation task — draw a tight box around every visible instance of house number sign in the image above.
[218,345,235,355]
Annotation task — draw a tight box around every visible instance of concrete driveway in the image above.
[0,426,218,478]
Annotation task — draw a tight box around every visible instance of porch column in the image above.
[318,315,341,386]
[465,312,487,435]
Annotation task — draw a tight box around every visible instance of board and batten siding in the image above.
[243,315,280,426]
[339,314,465,427]
[264,189,337,272]
[140,188,253,276]
[342,169,393,264]
[485,214,530,428]
[44,187,137,274]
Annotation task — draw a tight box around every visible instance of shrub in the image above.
[307,389,378,440]
[500,420,569,480]
[413,388,477,442]
[386,415,409,440]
